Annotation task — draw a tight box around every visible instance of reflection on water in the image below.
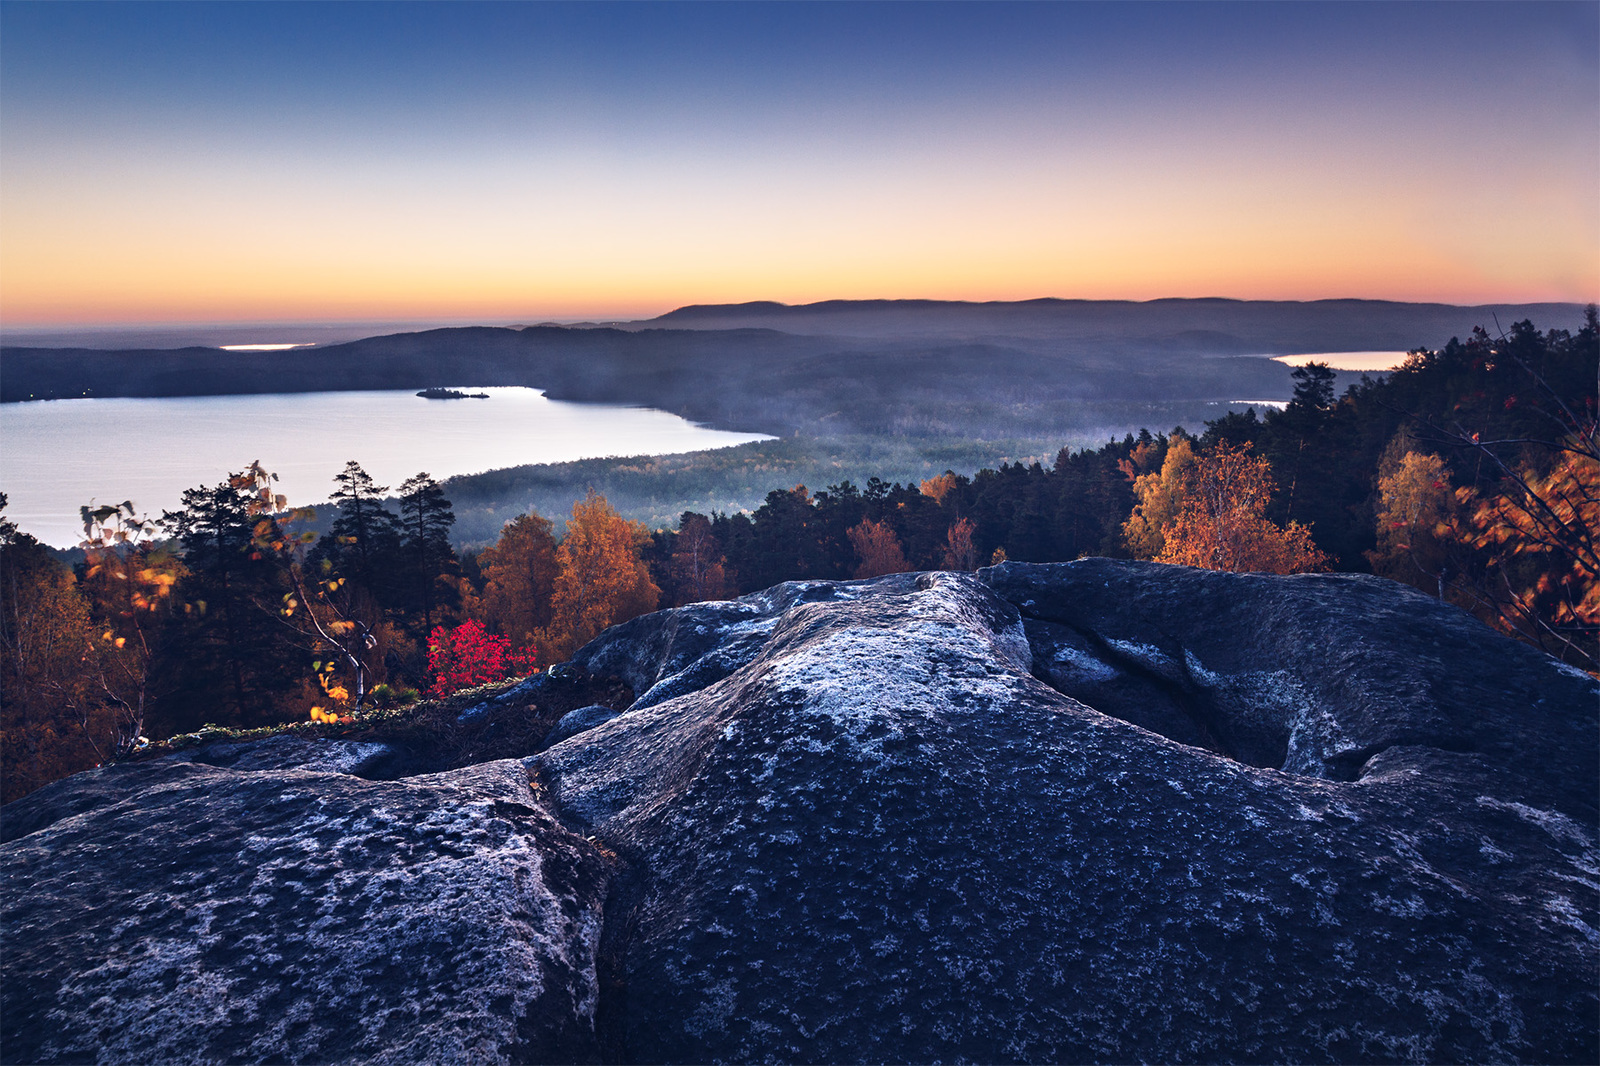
[0,387,770,547]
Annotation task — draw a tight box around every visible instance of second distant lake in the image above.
[0,387,772,547]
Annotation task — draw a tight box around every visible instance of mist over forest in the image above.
[6,299,1588,446]
[8,297,1587,546]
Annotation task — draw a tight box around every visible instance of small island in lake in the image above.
[416,387,489,400]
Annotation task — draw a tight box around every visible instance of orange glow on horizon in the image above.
[5,275,1593,330]
[5,2,1594,329]
[4,149,1594,326]
[6,227,1595,328]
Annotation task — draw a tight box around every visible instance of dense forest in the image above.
[3,314,1594,801]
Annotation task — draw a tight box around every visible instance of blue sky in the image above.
[3,1,1595,323]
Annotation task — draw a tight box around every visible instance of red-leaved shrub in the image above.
[426,620,538,698]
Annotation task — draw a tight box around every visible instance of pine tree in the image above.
[397,473,458,634]
[314,461,402,603]
[156,470,299,732]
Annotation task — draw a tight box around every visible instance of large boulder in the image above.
[4,561,1595,1064]
[544,563,1597,1064]
[1,758,608,1064]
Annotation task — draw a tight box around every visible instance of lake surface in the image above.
[0,387,770,547]
[1272,351,1410,371]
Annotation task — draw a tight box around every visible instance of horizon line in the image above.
[5,293,1596,335]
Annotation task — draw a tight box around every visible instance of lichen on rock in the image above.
[3,562,1595,1064]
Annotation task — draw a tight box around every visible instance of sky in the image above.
[2,0,1596,327]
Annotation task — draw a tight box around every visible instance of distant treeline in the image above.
[3,313,1595,802]
[444,435,1089,545]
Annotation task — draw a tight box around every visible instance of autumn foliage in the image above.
[668,513,733,604]
[1366,444,1461,596]
[538,491,660,662]
[1456,434,1599,665]
[848,518,911,579]
[1154,442,1329,574]
[1122,435,1196,560]
[942,517,978,571]
[919,472,959,505]
[478,512,559,647]
[427,619,539,699]
[78,502,184,754]
[1,511,108,802]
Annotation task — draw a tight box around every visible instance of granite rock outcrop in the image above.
[4,561,1595,1064]
[2,759,606,1064]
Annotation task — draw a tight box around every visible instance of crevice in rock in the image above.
[1018,611,1289,771]
[522,752,653,1064]
[514,760,625,1065]
[1087,624,1251,762]
[1024,617,1232,753]
[589,852,649,1066]
[1321,738,1485,783]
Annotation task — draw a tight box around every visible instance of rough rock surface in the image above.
[4,561,1596,1064]
[1,758,608,1065]
[182,734,430,779]
[544,705,625,748]
[550,563,1598,1064]
[987,559,1596,802]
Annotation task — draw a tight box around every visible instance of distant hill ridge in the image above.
[656,295,1584,314]
[648,296,1591,347]
[5,298,1589,445]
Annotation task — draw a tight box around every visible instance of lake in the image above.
[1272,351,1410,372]
[0,387,771,547]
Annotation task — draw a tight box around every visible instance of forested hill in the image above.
[6,299,1588,442]
[3,323,1295,439]
[0,326,815,417]
[648,297,1591,347]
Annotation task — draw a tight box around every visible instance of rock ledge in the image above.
[4,562,1595,1064]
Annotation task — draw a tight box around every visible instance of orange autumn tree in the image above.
[1458,432,1599,669]
[479,512,559,648]
[1156,441,1329,574]
[919,472,960,506]
[848,518,911,578]
[942,517,978,571]
[1365,442,1464,599]
[538,491,660,662]
[1,498,109,801]
[1122,435,1196,560]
